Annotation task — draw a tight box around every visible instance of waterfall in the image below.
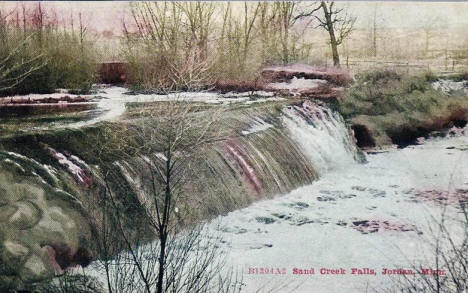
[281,100,360,175]
[0,97,363,290]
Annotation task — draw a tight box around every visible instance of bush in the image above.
[122,2,313,92]
[0,5,98,96]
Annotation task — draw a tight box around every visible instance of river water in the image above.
[51,87,467,292]
[209,128,468,292]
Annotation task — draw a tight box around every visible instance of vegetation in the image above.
[0,4,98,96]
[379,203,468,293]
[339,69,468,146]
[122,2,319,91]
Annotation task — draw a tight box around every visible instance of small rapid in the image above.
[282,100,361,174]
[207,129,468,293]
[1,89,368,291]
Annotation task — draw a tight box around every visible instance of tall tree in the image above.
[91,99,244,293]
[273,2,298,64]
[311,1,356,66]
[370,4,379,57]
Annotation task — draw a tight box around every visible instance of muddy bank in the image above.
[351,108,468,149]
[338,69,468,149]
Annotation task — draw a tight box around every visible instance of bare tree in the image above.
[297,1,356,66]
[376,202,468,293]
[88,100,245,293]
[370,4,379,57]
[0,41,46,92]
[0,9,46,93]
[131,100,223,293]
[124,2,217,91]
[0,10,45,93]
[273,2,299,64]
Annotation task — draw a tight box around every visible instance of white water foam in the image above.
[206,129,468,293]
[282,101,359,174]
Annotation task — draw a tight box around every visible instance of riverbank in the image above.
[339,69,468,148]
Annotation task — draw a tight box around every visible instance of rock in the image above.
[0,187,9,206]
[336,220,347,226]
[3,241,29,264]
[351,219,418,234]
[255,217,276,224]
[368,188,386,198]
[262,64,353,86]
[293,217,315,226]
[272,213,292,220]
[0,162,92,291]
[317,196,335,202]
[0,95,90,105]
[411,189,468,205]
[19,255,48,281]
[0,205,18,222]
[264,77,344,99]
[294,202,310,209]
[352,186,367,191]
[9,201,41,230]
[352,220,369,226]
[351,124,376,148]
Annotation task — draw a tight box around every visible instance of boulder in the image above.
[0,158,92,291]
[260,64,351,100]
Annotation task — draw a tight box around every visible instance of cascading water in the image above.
[281,100,361,174]
[0,88,364,291]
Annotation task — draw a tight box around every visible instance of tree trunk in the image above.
[157,234,167,293]
[321,2,340,67]
[157,150,172,293]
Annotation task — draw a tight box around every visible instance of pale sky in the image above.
[1,1,468,33]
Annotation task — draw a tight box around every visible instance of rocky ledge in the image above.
[214,64,352,100]
[0,94,91,105]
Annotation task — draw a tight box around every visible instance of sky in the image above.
[1,1,468,34]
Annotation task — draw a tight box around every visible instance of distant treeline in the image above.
[0,3,97,96]
[0,2,324,94]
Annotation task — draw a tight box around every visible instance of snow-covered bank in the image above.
[0,86,285,133]
[207,130,468,292]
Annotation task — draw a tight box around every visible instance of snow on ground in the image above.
[0,86,284,129]
[70,86,284,128]
[267,77,328,91]
[210,132,468,292]
[241,118,274,135]
[432,79,468,94]
[4,85,284,128]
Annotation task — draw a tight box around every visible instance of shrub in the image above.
[122,2,314,92]
[0,5,98,96]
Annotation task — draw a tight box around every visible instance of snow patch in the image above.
[241,118,273,135]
